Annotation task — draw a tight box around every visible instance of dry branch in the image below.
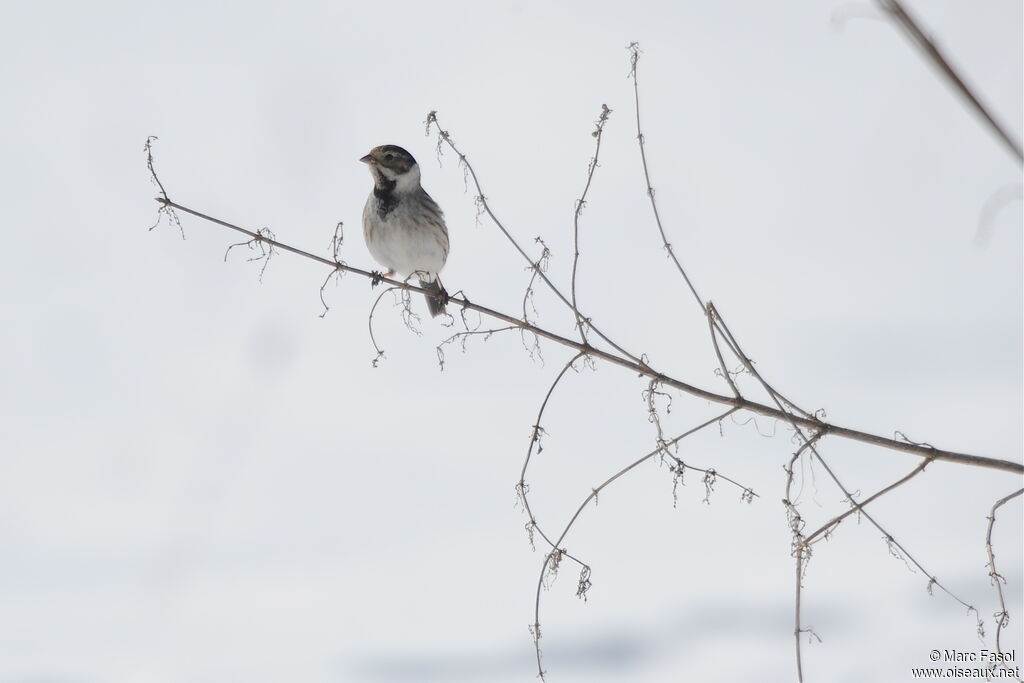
[152,196,1022,476]
[878,0,1023,164]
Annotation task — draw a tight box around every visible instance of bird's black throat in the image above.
[372,176,399,218]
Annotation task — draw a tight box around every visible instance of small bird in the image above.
[360,144,450,317]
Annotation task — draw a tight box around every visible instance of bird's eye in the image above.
[384,153,394,162]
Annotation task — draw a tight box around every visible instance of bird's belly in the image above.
[365,218,446,280]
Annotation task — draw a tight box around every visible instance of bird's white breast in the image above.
[362,194,448,281]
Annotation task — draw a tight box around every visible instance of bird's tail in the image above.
[420,278,447,318]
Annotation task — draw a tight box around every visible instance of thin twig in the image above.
[518,353,586,509]
[804,456,934,546]
[711,304,815,420]
[812,449,980,619]
[570,104,612,343]
[436,325,519,371]
[877,0,1023,163]
[522,237,550,326]
[425,111,644,365]
[144,136,171,203]
[707,303,741,398]
[515,350,587,679]
[984,487,1024,678]
[531,407,744,680]
[144,137,183,237]
[643,377,673,457]
[367,286,399,366]
[627,43,705,309]
[784,433,825,683]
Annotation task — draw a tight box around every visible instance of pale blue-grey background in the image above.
[0,1,1021,681]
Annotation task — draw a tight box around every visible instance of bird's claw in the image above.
[370,269,395,288]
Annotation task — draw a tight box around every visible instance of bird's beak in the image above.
[359,153,373,164]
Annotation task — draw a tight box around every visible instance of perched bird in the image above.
[360,144,450,317]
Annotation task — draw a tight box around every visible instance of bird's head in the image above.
[360,145,421,192]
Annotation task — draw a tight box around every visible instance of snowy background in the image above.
[1,1,1021,682]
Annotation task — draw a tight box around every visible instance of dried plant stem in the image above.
[706,304,740,398]
[517,352,587,554]
[628,43,704,309]
[877,0,1023,163]
[530,407,743,680]
[985,487,1024,676]
[153,197,1023,476]
[425,112,644,366]
[784,434,823,683]
[570,104,612,343]
[804,456,934,546]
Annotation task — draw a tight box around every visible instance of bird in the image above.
[360,144,450,318]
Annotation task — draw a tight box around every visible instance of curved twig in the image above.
[570,104,612,343]
[984,487,1024,678]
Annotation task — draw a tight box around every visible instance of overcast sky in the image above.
[1,1,1021,682]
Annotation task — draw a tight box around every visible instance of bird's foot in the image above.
[371,269,395,287]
